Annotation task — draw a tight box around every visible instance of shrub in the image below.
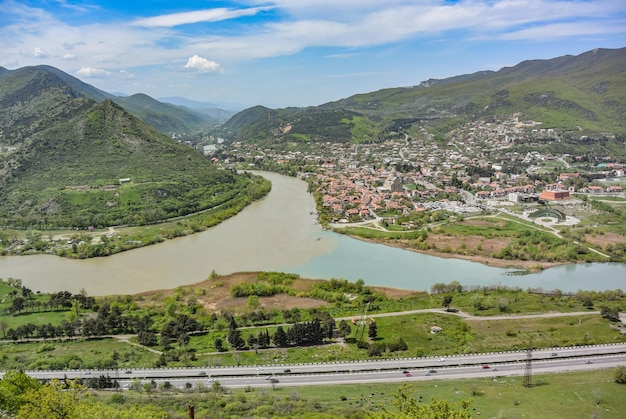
[615,365,626,384]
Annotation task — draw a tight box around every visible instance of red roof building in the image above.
[539,190,570,200]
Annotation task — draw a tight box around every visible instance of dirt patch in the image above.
[461,219,505,228]
[217,295,329,312]
[357,233,564,272]
[425,234,509,258]
[134,271,418,313]
[585,231,626,248]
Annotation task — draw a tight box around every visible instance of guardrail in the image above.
[6,343,626,378]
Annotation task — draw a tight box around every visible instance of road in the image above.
[14,343,626,389]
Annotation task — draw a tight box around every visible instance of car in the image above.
[402,370,409,374]
[424,372,430,376]
[264,375,274,380]
[198,371,207,377]
[482,365,490,369]
[438,357,446,362]
[256,367,263,371]
[270,378,279,383]
[405,372,412,377]
[283,369,291,373]
[550,353,558,357]
[429,369,437,373]
[586,360,593,364]
[125,370,132,374]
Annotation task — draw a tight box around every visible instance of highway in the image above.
[10,343,626,389]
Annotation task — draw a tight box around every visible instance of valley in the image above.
[0,46,625,418]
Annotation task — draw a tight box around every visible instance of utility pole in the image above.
[523,347,533,388]
[358,302,370,342]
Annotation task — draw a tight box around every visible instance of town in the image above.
[206,114,625,228]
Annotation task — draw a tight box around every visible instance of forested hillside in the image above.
[222,47,626,145]
[0,67,266,230]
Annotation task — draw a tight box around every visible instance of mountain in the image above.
[0,65,217,135]
[0,66,253,229]
[158,96,239,121]
[114,93,216,134]
[223,47,626,143]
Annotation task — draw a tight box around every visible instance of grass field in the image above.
[0,338,159,370]
[282,369,626,418]
[91,369,626,418]
[3,309,624,371]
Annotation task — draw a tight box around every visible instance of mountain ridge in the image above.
[0,65,220,134]
[222,47,626,144]
[0,69,258,230]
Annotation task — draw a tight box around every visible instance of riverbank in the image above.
[350,234,568,273]
[330,215,601,273]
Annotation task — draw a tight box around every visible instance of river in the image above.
[1,172,625,295]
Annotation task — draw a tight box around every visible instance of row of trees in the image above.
[5,289,95,316]
[4,302,154,341]
[222,317,336,352]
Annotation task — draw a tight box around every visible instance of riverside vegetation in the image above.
[0,67,271,258]
[1,273,625,417]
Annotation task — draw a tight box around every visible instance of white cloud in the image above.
[184,55,223,74]
[119,69,135,79]
[76,67,112,78]
[500,21,626,41]
[132,6,273,28]
[33,47,48,58]
[1,0,624,103]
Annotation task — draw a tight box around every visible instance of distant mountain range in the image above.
[158,96,241,116]
[0,65,232,134]
[223,47,626,144]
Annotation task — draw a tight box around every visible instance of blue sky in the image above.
[1,1,625,109]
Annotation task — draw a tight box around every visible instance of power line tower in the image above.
[523,347,533,388]
[357,302,370,342]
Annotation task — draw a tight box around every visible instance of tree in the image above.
[615,365,626,384]
[247,334,258,351]
[227,328,245,350]
[247,295,260,310]
[0,320,8,338]
[17,379,85,419]
[600,305,620,322]
[442,295,453,310]
[10,297,25,314]
[273,326,288,347]
[138,331,157,347]
[214,338,225,352]
[370,383,473,419]
[368,320,378,340]
[0,370,41,415]
[257,330,270,348]
[338,320,352,339]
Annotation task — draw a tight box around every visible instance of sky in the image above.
[1,1,625,110]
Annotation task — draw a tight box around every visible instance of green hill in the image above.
[114,93,216,134]
[0,65,218,135]
[223,47,626,144]
[0,68,263,229]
